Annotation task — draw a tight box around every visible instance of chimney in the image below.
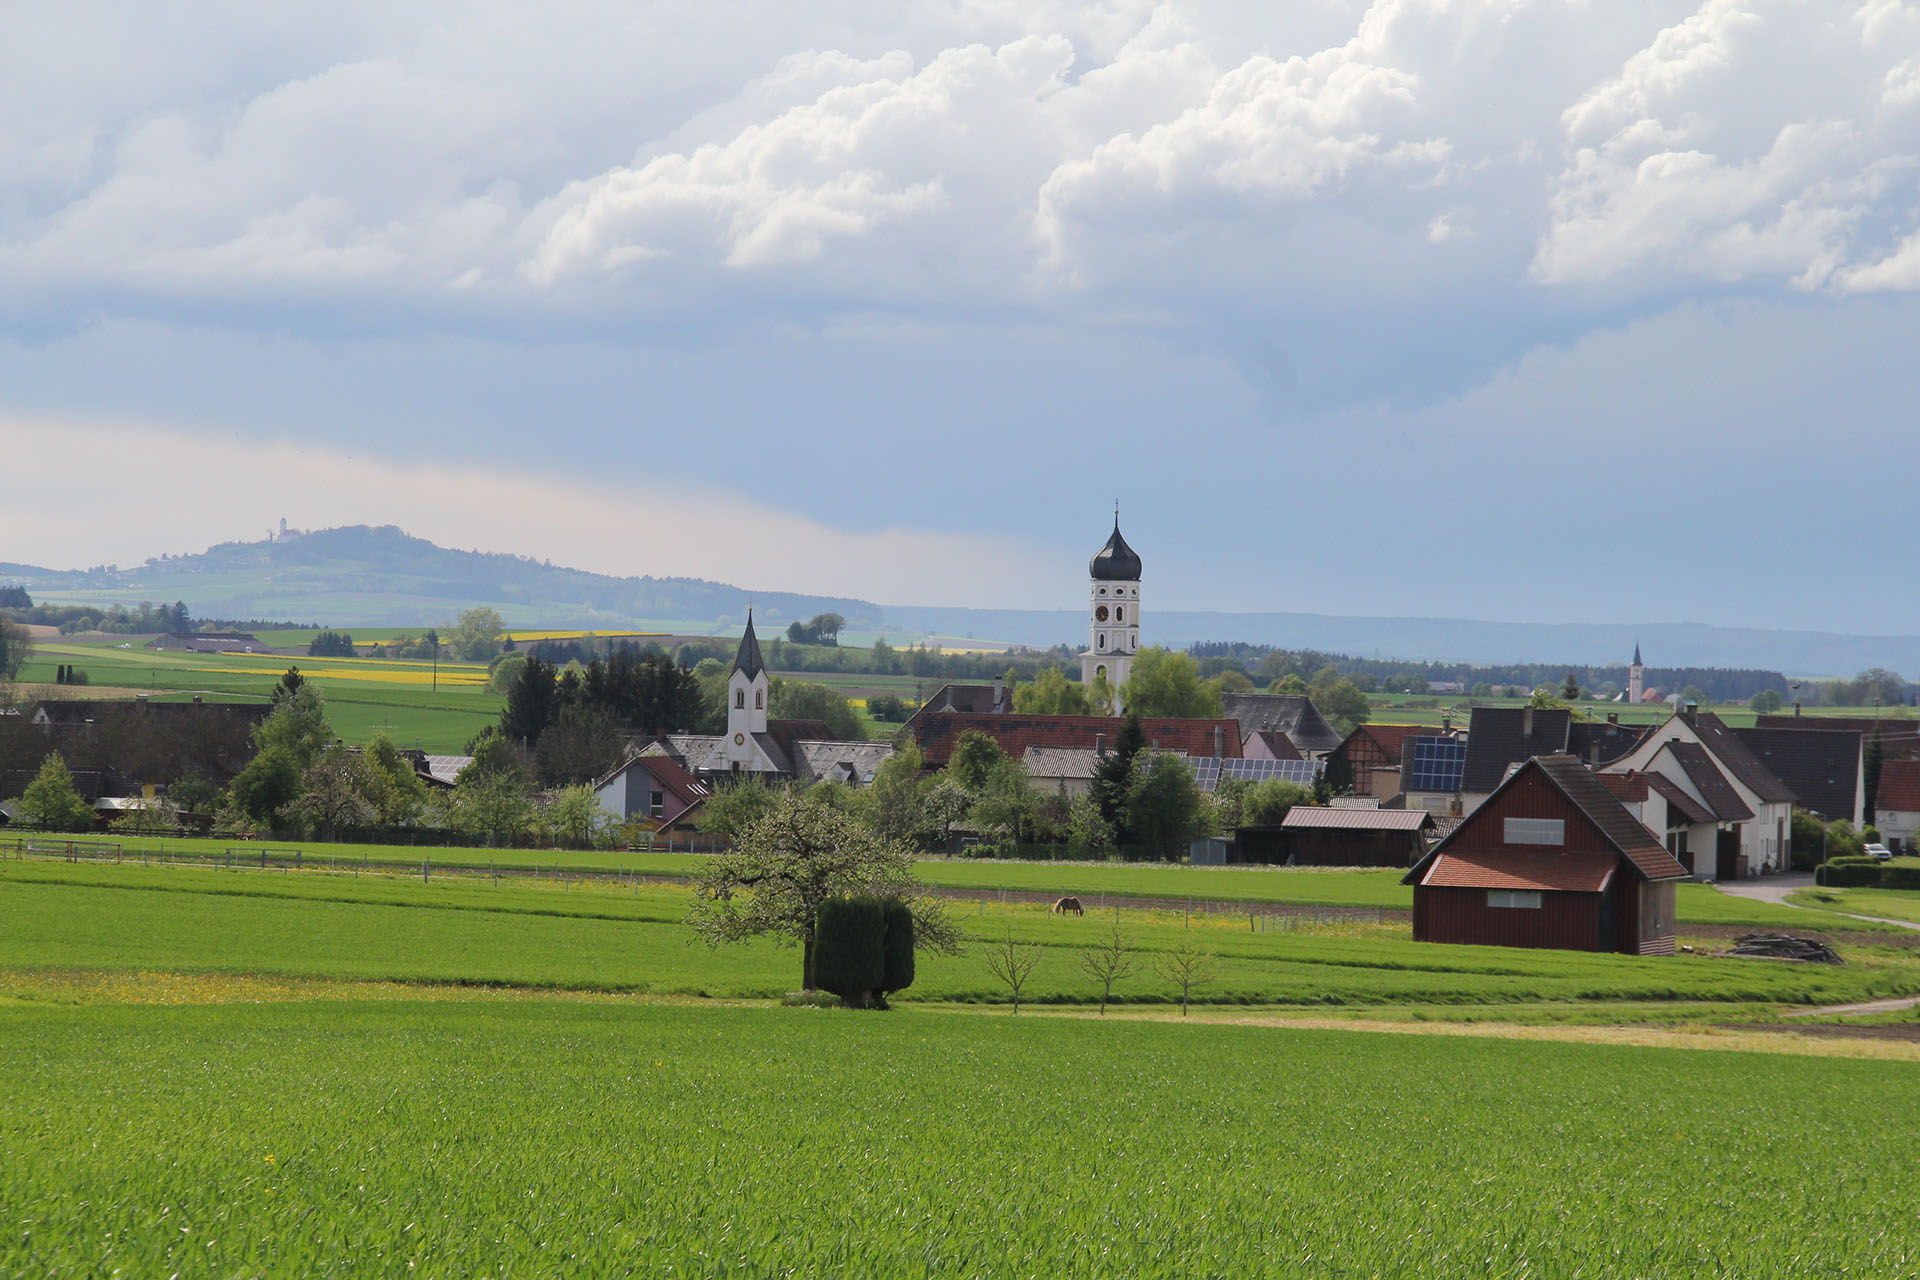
[1095,733,1107,757]
[1590,741,1600,766]
[1607,713,1618,725]
[136,694,149,705]
[1793,702,1802,717]
[1521,707,1533,737]
[1214,725,1225,758]
[992,674,1004,709]
[1681,700,1698,724]
[192,695,202,705]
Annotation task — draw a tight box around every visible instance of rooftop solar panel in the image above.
[1407,737,1466,793]
[1189,757,1326,792]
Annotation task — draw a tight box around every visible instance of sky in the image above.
[3,1,1919,630]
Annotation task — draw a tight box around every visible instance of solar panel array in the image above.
[1190,757,1326,792]
[1406,737,1466,793]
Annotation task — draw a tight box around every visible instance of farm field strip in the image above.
[14,835,1897,931]
[6,862,1915,1010]
[3,1001,1916,1277]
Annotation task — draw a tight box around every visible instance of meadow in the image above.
[26,834,1895,934]
[2,1000,1916,1278]
[5,860,1913,1010]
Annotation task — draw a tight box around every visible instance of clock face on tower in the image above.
[1094,605,1109,622]
[733,732,746,745]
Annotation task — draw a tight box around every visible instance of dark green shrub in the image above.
[881,898,915,997]
[814,896,886,1007]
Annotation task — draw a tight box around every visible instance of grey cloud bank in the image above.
[3,1,1917,636]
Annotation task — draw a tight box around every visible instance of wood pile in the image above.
[1730,933,1844,964]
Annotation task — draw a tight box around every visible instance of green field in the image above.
[31,833,1900,933]
[2,1000,1915,1277]
[6,861,1914,1010]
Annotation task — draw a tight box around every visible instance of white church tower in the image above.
[1081,514,1142,712]
[724,609,770,771]
[1628,642,1645,706]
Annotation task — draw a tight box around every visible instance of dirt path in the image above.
[1712,873,1920,933]
[1783,994,1920,1018]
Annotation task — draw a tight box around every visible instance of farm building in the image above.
[144,631,264,654]
[1221,694,1344,758]
[1403,754,1688,955]
[1273,805,1435,866]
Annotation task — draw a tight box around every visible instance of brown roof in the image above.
[596,751,710,805]
[1420,850,1617,893]
[1755,713,1920,745]
[1349,724,1424,757]
[1597,773,1649,803]
[1406,755,1686,885]
[1664,741,1754,822]
[1248,729,1303,760]
[1878,760,1920,813]
[912,713,1241,766]
[1732,726,1861,821]
[1686,712,1795,804]
[1640,772,1715,826]
[1282,807,1434,832]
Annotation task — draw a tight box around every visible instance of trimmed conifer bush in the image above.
[813,896,886,1007]
[881,897,915,998]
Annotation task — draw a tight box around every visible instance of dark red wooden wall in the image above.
[1413,886,1603,951]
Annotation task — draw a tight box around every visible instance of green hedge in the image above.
[813,895,916,1008]
[1815,861,1920,890]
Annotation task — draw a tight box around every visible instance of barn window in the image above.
[1487,890,1543,909]
[1503,818,1565,846]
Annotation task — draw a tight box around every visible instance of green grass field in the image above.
[6,861,1913,1009]
[2,1000,1915,1278]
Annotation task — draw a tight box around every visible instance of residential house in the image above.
[1220,694,1344,759]
[1603,707,1795,876]
[1404,754,1688,954]
[594,752,711,833]
[1733,726,1864,826]
[1874,760,1920,851]
[1331,723,1424,800]
[911,712,1240,768]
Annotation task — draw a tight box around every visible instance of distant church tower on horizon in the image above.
[1081,513,1142,713]
[1628,642,1645,705]
[723,609,770,771]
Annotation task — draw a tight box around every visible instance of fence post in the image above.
[422,859,429,884]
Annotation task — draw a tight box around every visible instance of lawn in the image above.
[1,1000,1915,1278]
[5,861,1913,1010]
[1790,885,1920,926]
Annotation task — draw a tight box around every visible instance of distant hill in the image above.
[5,525,1917,676]
[4,525,880,634]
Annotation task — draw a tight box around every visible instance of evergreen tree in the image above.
[500,656,560,745]
[1091,714,1145,831]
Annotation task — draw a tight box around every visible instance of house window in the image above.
[754,690,763,710]
[1488,890,1543,909]
[649,789,665,819]
[1503,818,1565,846]
[735,689,745,709]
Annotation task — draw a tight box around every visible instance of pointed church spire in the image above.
[733,609,766,680]
[1632,642,1642,666]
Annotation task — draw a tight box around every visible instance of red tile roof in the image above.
[1597,773,1649,803]
[1878,760,1920,813]
[1420,850,1618,893]
[912,713,1242,766]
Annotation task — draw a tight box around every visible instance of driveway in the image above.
[1713,872,1920,933]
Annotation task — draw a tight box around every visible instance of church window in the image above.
[755,690,763,710]
[1115,607,1124,622]
[1097,634,1106,651]
[735,689,745,709]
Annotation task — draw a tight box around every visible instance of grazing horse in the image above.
[1051,896,1085,916]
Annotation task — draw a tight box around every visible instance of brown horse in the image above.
[1051,896,1085,916]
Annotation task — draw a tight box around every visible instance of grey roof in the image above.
[1221,694,1344,755]
[918,682,1014,715]
[1732,726,1857,820]
[1022,746,1103,780]
[1089,518,1142,581]
[421,754,472,786]
[793,740,895,786]
[1460,706,1571,794]
[1685,712,1795,804]
[731,611,766,680]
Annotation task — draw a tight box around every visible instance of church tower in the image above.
[1081,515,1142,712]
[725,610,770,770]
[1628,643,1644,705]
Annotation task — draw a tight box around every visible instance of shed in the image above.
[1403,754,1687,955]
[1272,806,1435,867]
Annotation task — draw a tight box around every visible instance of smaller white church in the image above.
[1080,515,1143,712]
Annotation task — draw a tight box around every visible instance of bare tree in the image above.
[1078,918,1136,1015]
[982,923,1043,1015]
[1153,932,1220,1016]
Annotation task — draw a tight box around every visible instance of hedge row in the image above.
[1814,860,1920,890]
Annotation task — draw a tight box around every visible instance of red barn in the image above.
[1402,754,1688,955]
